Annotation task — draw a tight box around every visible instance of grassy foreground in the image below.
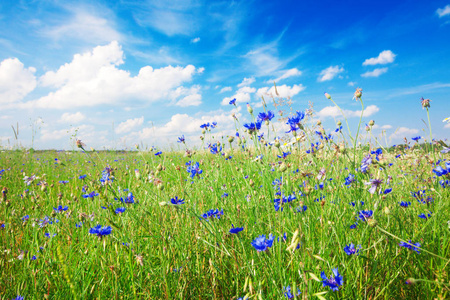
[1,96,450,299]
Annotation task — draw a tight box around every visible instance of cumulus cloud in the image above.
[318,66,344,82]
[221,86,256,105]
[256,84,305,98]
[190,37,201,43]
[115,117,144,134]
[0,58,37,104]
[316,105,379,119]
[25,41,201,109]
[266,68,302,83]
[436,5,450,17]
[361,68,388,78]
[381,125,393,129]
[389,127,419,139]
[362,50,396,66]
[59,112,85,123]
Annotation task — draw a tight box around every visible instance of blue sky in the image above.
[0,0,449,150]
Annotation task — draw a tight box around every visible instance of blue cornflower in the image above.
[59,180,69,184]
[296,205,308,213]
[277,151,291,159]
[208,143,222,155]
[11,296,24,300]
[257,111,275,123]
[367,178,383,194]
[31,255,37,260]
[350,223,358,229]
[53,205,68,213]
[321,268,343,291]
[229,98,236,105]
[358,210,373,221]
[177,135,185,143]
[243,121,262,134]
[154,151,162,156]
[115,207,126,214]
[200,209,223,220]
[89,225,112,238]
[251,234,275,252]
[78,175,87,180]
[187,162,203,178]
[22,215,29,222]
[383,188,393,194]
[344,174,356,186]
[344,243,361,255]
[411,136,422,142]
[398,240,421,254]
[287,111,305,128]
[360,154,372,173]
[221,193,228,198]
[119,192,136,204]
[82,191,99,199]
[170,196,185,205]
[200,122,210,129]
[229,224,244,234]
[418,212,432,220]
[335,126,343,132]
[399,201,411,207]
[45,232,57,238]
[100,167,114,185]
[283,285,301,299]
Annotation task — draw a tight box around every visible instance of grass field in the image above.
[1,95,449,299]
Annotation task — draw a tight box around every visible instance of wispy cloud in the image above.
[362,50,396,66]
[389,127,419,139]
[238,77,255,87]
[266,68,302,84]
[436,5,450,18]
[257,84,305,99]
[318,66,344,82]
[191,37,201,43]
[361,68,388,78]
[115,117,144,134]
[219,86,232,93]
[59,112,85,123]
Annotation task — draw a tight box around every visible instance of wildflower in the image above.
[287,111,305,130]
[324,92,332,99]
[257,111,275,124]
[420,97,431,109]
[358,210,373,221]
[411,136,421,142]
[367,178,383,194]
[251,234,275,252]
[100,167,114,185]
[31,255,37,260]
[344,174,356,185]
[350,223,358,229]
[283,285,301,299]
[229,98,236,105]
[23,175,36,186]
[353,88,362,101]
[344,243,361,255]
[89,225,112,238]
[170,196,185,205]
[115,207,126,214]
[321,268,343,291]
[78,174,87,180]
[45,233,57,238]
[208,143,222,155]
[119,192,136,204]
[247,103,253,114]
[11,296,24,300]
[229,224,244,234]
[441,147,450,154]
[82,191,99,199]
[200,209,223,220]
[277,151,291,159]
[399,201,411,207]
[187,162,203,178]
[418,212,432,220]
[317,168,326,180]
[154,151,162,156]
[59,180,69,184]
[360,154,372,173]
[398,240,421,254]
[76,139,86,150]
[53,205,69,213]
[21,215,29,222]
[383,188,393,194]
[243,121,262,134]
[177,135,185,143]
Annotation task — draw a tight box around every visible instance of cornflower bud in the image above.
[247,103,253,114]
[324,92,332,100]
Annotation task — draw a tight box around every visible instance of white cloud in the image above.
[389,127,419,139]
[238,77,255,87]
[436,5,450,17]
[381,125,392,129]
[361,68,388,78]
[59,112,85,123]
[221,86,256,105]
[220,86,232,93]
[25,41,201,109]
[244,45,285,76]
[257,84,305,98]
[348,81,356,87]
[318,66,344,82]
[116,117,144,134]
[444,123,450,129]
[0,58,36,104]
[316,105,379,119]
[191,37,201,43]
[362,50,396,66]
[266,68,302,83]
[42,9,122,44]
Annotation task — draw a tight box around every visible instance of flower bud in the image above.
[279,162,287,172]
[275,140,280,148]
[337,121,342,126]
[228,136,234,143]
[247,103,253,114]
[157,183,164,191]
[384,206,390,215]
[317,120,322,126]
[324,92,332,100]
[367,218,378,227]
[369,120,375,126]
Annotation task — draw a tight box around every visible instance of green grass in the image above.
[1,101,450,299]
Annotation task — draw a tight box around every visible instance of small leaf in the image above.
[309,272,321,282]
